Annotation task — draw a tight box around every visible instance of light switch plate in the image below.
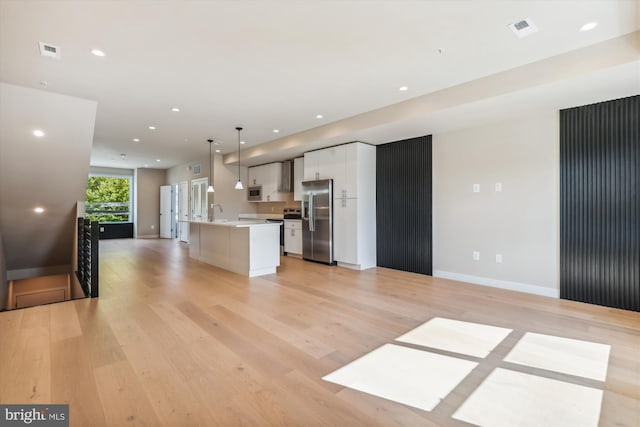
[473,184,480,193]
[496,254,503,263]
[495,183,502,192]
[473,251,480,261]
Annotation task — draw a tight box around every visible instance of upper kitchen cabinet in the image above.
[248,162,287,202]
[304,143,373,200]
[303,149,324,180]
[293,157,304,201]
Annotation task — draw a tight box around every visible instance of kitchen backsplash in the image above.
[255,191,300,213]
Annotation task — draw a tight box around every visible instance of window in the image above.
[85,175,132,223]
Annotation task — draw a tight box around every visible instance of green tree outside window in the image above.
[85,176,131,222]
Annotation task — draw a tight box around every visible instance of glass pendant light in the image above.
[207,139,215,193]
[234,127,244,190]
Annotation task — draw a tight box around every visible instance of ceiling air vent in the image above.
[508,18,538,38]
[39,42,61,59]
[192,164,201,175]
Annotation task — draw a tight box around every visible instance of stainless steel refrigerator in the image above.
[301,179,334,264]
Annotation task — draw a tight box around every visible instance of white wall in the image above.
[433,111,559,297]
[167,154,255,221]
[0,83,96,272]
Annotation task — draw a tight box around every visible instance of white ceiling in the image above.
[0,0,639,169]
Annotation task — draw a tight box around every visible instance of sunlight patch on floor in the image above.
[452,368,603,427]
[395,317,512,358]
[504,332,611,381]
[322,343,477,411]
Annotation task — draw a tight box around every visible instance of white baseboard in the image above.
[136,234,159,239]
[432,270,559,298]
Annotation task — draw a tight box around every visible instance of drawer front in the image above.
[284,220,302,230]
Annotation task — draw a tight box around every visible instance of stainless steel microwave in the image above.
[248,185,262,201]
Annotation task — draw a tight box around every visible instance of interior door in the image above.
[160,185,172,238]
[178,181,189,242]
[191,177,208,222]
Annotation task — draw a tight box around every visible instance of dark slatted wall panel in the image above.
[377,136,432,275]
[560,95,639,312]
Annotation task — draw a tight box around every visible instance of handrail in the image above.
[76,218,99,298]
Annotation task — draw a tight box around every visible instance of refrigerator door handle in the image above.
[309,192,315,232]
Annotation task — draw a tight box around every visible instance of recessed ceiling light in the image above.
[240,140,246,145]
[215,149,220,153]
[34,207,44,213]
[399,86,408,91]
[156,159,161,162]
[171,107,180,112]
[316,114,324,119]
[91,49,106,57]
[132,138,140,142]
[144,164,149,168]
[33,129,45,137]
[148,126,156,130]
[273,129,279,133]
[580,22,598,32]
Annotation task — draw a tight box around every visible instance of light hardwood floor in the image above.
[0,238,638,426]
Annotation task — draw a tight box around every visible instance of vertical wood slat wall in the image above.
[560,95,639,312]
[376,136,432,275]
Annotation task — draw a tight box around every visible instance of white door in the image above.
[191,177,208,222]
[178,181,189,242]
[172,184,178,238]
[160,185,172,238]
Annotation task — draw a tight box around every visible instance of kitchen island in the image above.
[189,220,281,277]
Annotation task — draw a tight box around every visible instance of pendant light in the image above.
[206,139,215,193]
[234,126,244,190]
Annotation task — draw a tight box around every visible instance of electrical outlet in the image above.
[495,182,503,192]
[496,254,503,263]
[473,251,480,261]
[150,225,155,230]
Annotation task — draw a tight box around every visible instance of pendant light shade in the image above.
[207,139,215,193]
[235,126,244,190]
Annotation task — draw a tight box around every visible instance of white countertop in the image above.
[191,220,280,228]
[238,213,284,220]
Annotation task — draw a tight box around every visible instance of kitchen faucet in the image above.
[211,204,223,221]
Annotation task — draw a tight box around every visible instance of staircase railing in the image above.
[76,218,99,298]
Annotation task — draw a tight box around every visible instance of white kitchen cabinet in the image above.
[303,147,336,181]
[327,143,358,199]
[249,163,281,187]
[293,157,304,201]
[303,150,321,180]
[304,144,364,198]
[248,162,286,202]
[284,219,302,255]
[333,198,358,264]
